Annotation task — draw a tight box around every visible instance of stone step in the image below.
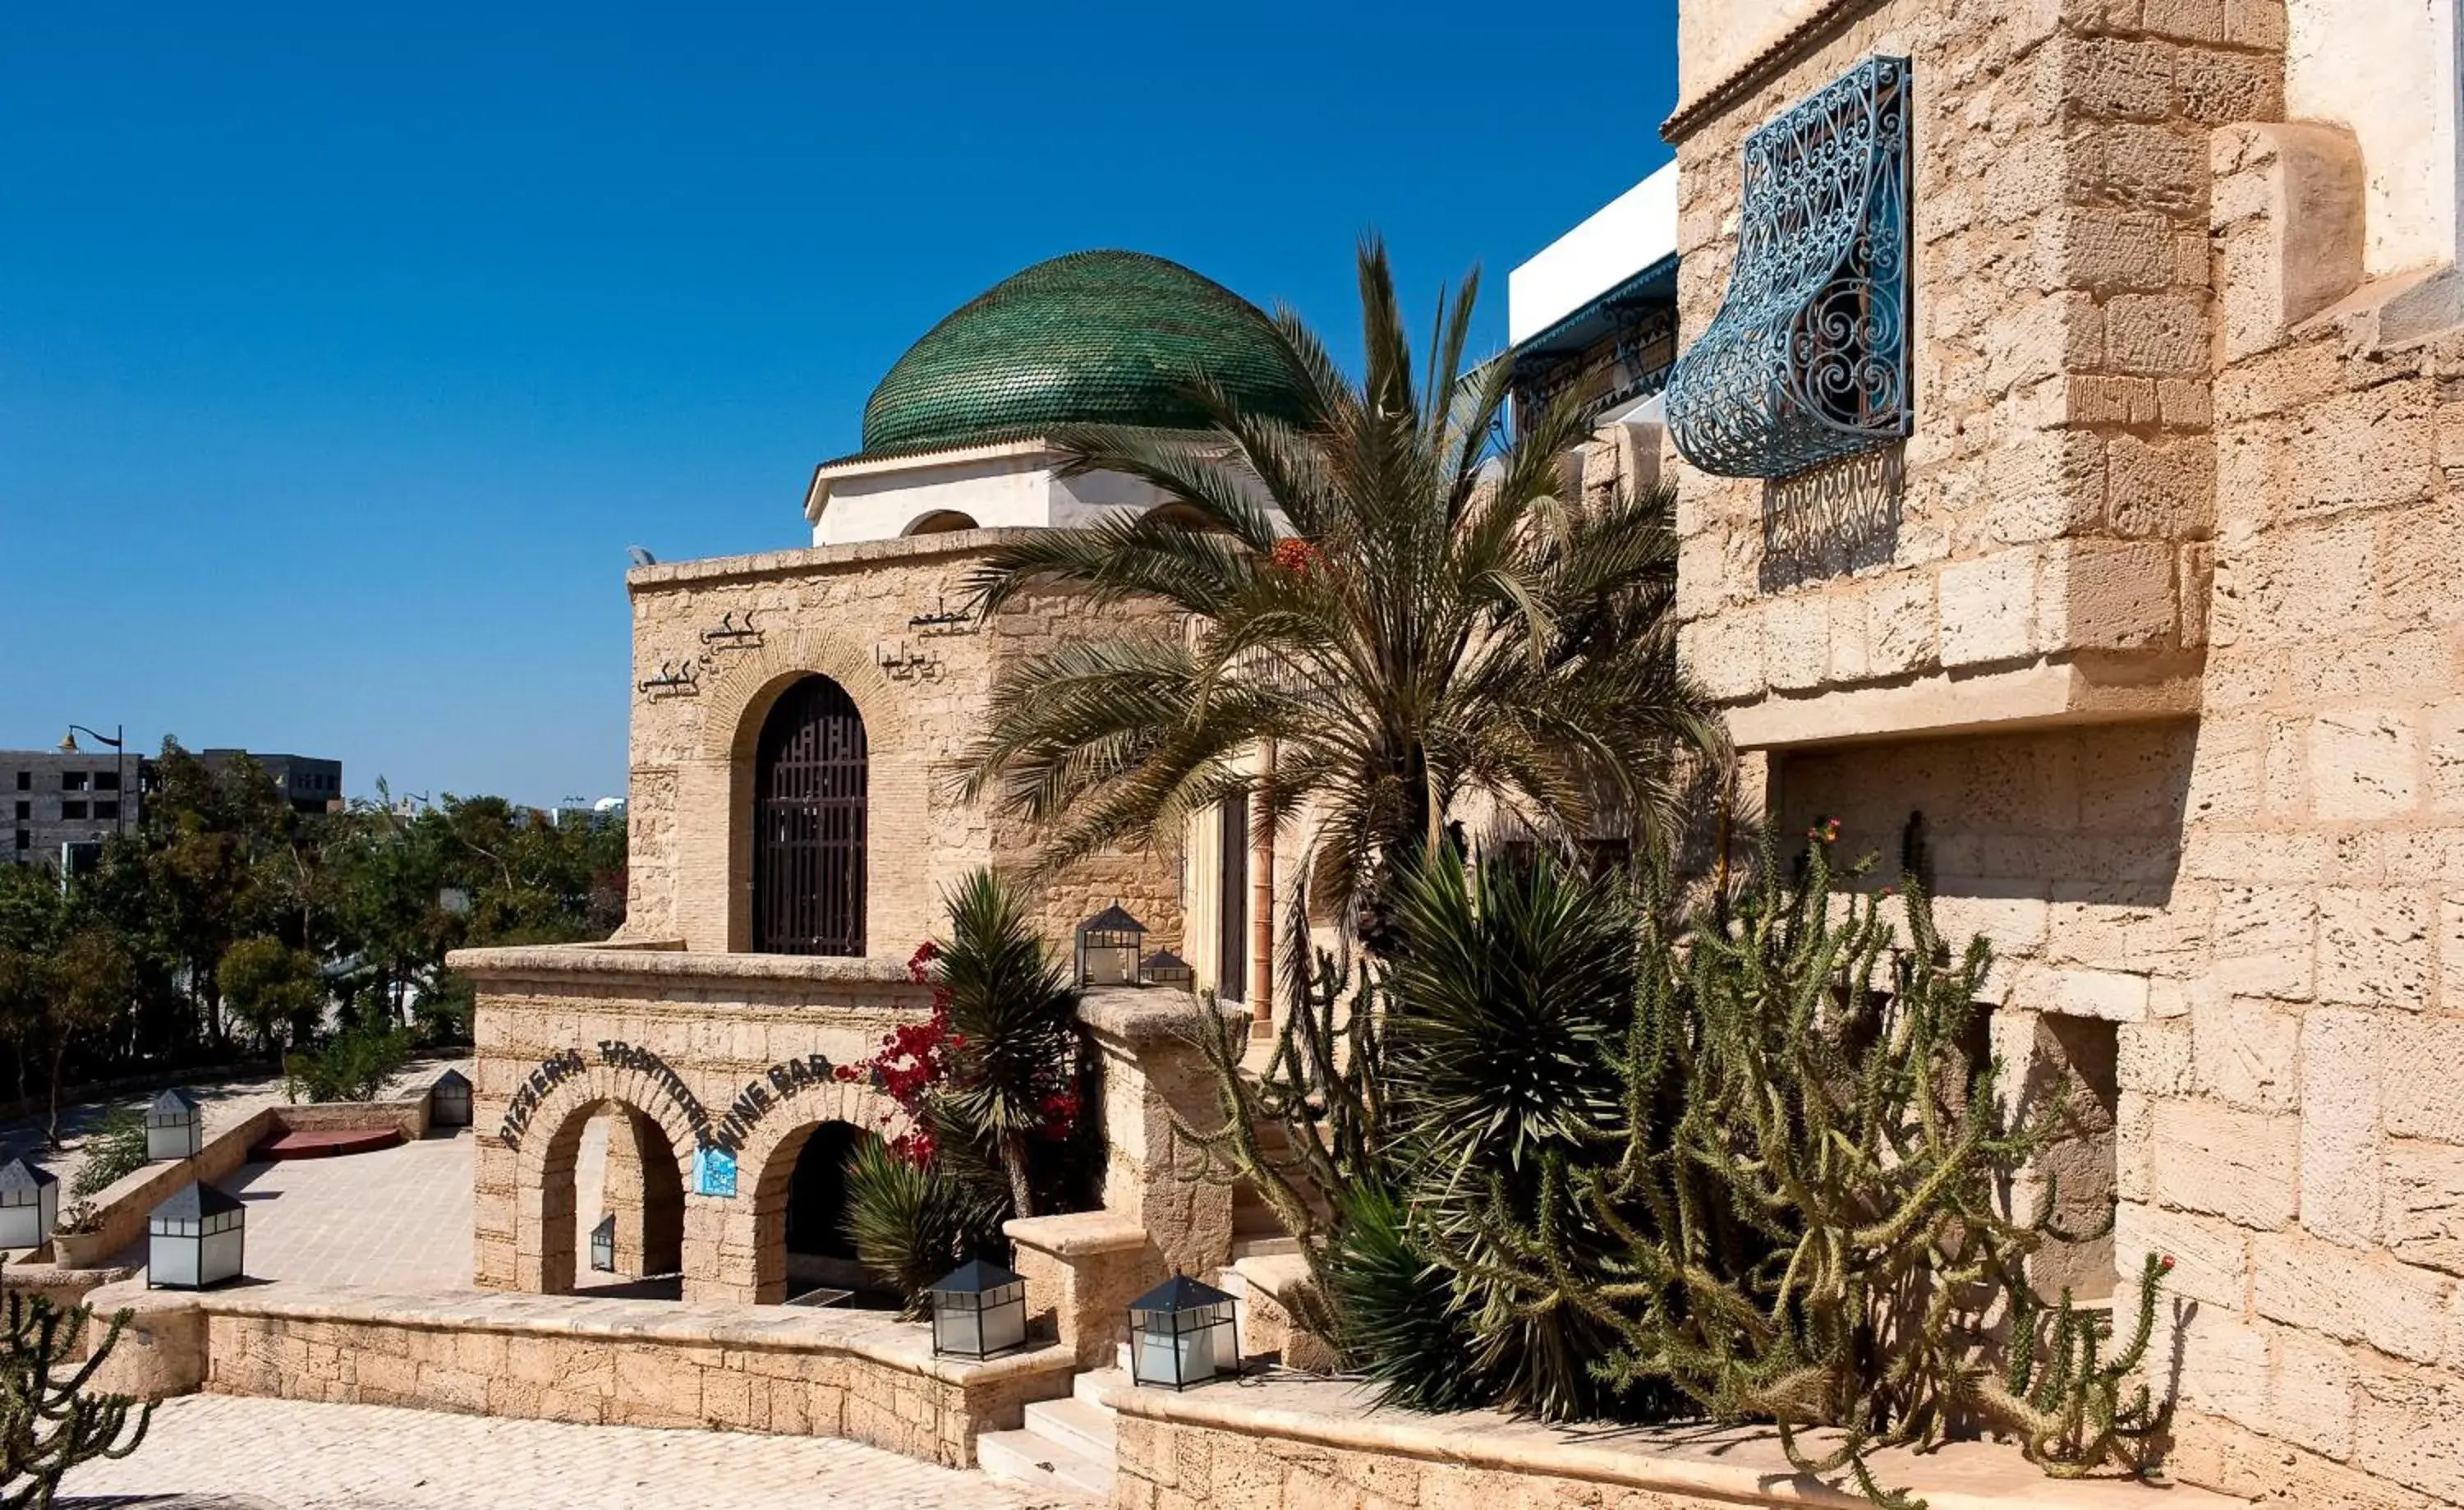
[1023,1395,1116,1460]
[977,1425,1112,1501]
[1230,1233,1299,1259]
[1073,1366,1129,1411]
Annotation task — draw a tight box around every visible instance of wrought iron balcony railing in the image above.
[1663,54,1913,478]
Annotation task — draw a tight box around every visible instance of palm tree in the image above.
[933,869,1082,1220]
[959,240,1726,938]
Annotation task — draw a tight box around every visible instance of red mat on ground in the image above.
[252,1126,402,1160]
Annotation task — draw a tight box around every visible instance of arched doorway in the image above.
[753,675,868,955]
[903,509,979,535]
[752,1120,899,1307]
[536,1099,687,1298]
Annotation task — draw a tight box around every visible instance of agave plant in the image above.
[957,240,1724,937]
[839,1132,1004,1317]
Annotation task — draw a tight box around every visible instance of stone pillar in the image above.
[1080,988,1245,1282]
[1004,1210,1152,1369]
[80,1281,206,1402]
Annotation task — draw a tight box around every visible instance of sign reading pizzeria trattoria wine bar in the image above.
[495,1040,840,1157]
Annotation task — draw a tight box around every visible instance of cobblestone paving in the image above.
[62,1394,1081,1510]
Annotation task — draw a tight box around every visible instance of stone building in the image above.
[1496,1,2462,1505]
[448,2,2464,1497]
[454,251,1299,1305]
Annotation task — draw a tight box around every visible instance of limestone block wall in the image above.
[1666,0,2280,745]
[620,528,1182,960]
[89,1281,1072,1468]
[2135,122,2464,1510]
[1660,2,2464,1505]
[1108,1373,2252,1510]
[457,946,929,1303]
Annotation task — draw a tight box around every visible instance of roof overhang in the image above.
[1508,254,1680,370]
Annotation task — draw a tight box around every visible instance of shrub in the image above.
[67,1107,147,1200]
[831,869,1098,1310]
[839,1130,1004,1317]
[1201,836,2168,1510]
[283,1019,411,1103]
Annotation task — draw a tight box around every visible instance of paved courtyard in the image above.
[4,1057,473,1197]
[93,1130,477,1287]
[62,1394,1081,1509]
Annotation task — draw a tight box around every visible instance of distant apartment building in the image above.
[2,748,136,868]
[200,749,344,815]
[2,743,345,867]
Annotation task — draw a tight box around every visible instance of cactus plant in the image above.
[1182,833,2176,1509]
[0,1291,153,1508]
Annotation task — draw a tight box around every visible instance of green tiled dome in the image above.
[857,251,1305,458]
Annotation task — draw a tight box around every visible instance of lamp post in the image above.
[60,725,126,837]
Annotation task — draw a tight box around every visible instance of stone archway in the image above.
[696,1075,906,1305]
[512,1066,701,1296]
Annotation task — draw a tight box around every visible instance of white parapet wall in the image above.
[1507,161,1680,348]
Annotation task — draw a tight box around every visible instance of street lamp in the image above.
[60,724,126,837]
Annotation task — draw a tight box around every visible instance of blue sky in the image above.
[1,3,1678,807]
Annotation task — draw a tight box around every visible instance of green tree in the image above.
[0,868,62,1112]
[137,744,297,1050]
[40,927,134,1145]
[958,241,1723,936]
[218,936,324,1053]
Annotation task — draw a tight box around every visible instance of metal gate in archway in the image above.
[752,675,867,955]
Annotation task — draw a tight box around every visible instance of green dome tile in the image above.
[858,251,1306,458]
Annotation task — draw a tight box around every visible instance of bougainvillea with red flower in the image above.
[835,887,1084,1189]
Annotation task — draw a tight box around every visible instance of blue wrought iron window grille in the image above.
[1664,55,1913,479]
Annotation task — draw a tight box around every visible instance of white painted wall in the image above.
[810,449,1175,545]
[2279,0,2455,276]
[1508,163,1680,346]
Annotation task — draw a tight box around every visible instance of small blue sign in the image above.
[693,1144,738,1199]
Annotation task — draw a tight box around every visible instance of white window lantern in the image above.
[430,1068,473,1128]
[145,1088,203,1162]
[1140,950,1195,991]
[929,1259,1028,1360]
[147,1181,245,1290]
[1128,1273,1238,1389]
[1075,905,1147,987]
[590,1214,617,1273]
[0,1158,59,1250]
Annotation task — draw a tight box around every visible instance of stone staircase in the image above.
[977,1367,1123,1502]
